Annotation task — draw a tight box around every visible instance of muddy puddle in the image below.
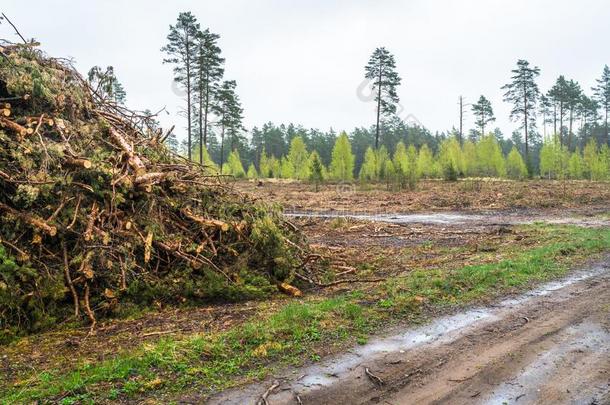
[285,209,610,227]
[209,262,610,405]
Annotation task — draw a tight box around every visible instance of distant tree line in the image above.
[198,128,609,186]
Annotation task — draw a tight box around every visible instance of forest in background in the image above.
[86,11,610,184]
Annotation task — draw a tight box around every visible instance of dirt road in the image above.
[209,260,610,405]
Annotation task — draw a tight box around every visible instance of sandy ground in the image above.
[208,259,610,405]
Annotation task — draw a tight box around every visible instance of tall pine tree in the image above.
[471,95,495,139]
[213,80,243,171]
[502,59,540,172]
[195,28,224,162]
[593,65,610,145]
[364,47,401,150]
[162,12,200,161]
[565,79,582,150]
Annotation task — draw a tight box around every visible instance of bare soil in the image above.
[208,259,610,405]
[236,179,610,213]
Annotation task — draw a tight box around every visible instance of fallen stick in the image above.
[0,202,57,236]
[0,116,29,136]
[257,380,280,405]
[141,330,178,338]
[107,125,147,176]
[62,243,80,317]
[182,208,230,232]
[83,282,96,332]
[364,367,384,387]
[64,157,92,169]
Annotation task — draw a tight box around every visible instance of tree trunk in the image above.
[606,104,610,145]
[559,101,564,146]
[185,30,192,161]
[553,104,557,137]
[543,109,547,138]
[198,45,204,164]
[459,96,463,144]
[568,108,574,150]
[203,71,210,151]
[375,62,382,150]
[220,121,225,172]
[523,81,529,171]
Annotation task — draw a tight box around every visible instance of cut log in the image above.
[182,208,230,232]
[144,231,153,263]
[0,202,57,236]
[0,116,27,136]
[134,172,168,185]
[277,282,302,297]
[64,157,92,169]
[1,108,10,117]
[107,126,147,176]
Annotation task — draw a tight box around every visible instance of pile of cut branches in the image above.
[0,40,306,338]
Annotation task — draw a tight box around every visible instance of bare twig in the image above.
[364,367,384,387]
[1,13,27,44]
[257,380,280,405]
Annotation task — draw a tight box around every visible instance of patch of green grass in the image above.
[3,224,609,403]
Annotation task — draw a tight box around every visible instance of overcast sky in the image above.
[2,0,609,141]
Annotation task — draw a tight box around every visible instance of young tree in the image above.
[539,135,569,179]
[506,147,528,180]
[224,150,245,177]
[462,140,477,177]
[309,151,324,191]
[280,157,294,179]
[476,134,506,177]
[383,159,397,190]
[194,28,224,162]
[502,59,541,171]
[87,66,126,104]
[259,147,273,178]
[583,138,606,180]
[246,163,258,179]
[359,146,378,181]
[287,136,309,180]
[471,95,495,139]
[393,141,409,188]
[568,151,584,179]
[364,47,402,149]
[199,145,219,174]
[438,138,463,180]
[593,65,610,145]
[330,132,355,181]
[162,12,200,161]
[213,80,243,171]
[416,144,435,178]
[376,146,391,180]
[406,144,418,190]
